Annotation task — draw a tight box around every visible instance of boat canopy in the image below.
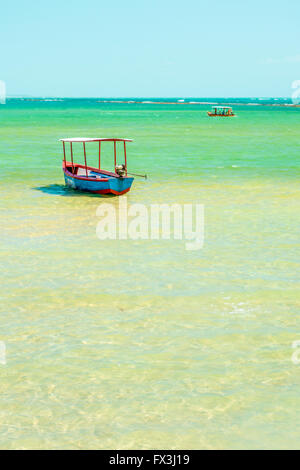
[59,138,133,143]
[60,137,132,177]
[212,106,232,109]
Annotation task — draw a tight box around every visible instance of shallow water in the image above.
[0,99,300,449]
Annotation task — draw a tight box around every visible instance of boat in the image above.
[207,106,235,117]
[60,137,134,196]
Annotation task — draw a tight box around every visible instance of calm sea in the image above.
[0,98,299,449]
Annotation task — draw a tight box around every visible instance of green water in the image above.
[0,100,300,449]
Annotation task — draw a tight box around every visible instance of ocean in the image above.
[0,98,299,449]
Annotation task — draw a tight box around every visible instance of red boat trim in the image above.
[63,167,109,182]
[62,161,133,182]
[92,187,131,195]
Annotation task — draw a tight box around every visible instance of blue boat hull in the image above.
[63,162,134,195]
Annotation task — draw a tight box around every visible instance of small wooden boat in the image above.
[60,138,134,196]
[207,106,235,117]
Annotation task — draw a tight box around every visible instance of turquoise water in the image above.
[0,99,300,449]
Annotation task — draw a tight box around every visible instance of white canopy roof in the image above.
[59,138,133,143]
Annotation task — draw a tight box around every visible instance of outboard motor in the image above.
[115,164,126,177]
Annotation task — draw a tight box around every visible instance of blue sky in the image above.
[1,0,300,97]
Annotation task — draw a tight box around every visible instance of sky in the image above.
[1,0,300,97]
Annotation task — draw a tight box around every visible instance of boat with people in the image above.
[60,137,134,196]
[207,106,235,117]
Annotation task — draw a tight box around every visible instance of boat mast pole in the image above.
[63,141,66,164]
[99,141,101,169]
[114,140,117,172]
[70,142,74,174]
[124,141,127,175]
[83,142,88,177]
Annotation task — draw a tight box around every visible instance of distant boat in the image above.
[207,106,235,117]
[60,138,134,196]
